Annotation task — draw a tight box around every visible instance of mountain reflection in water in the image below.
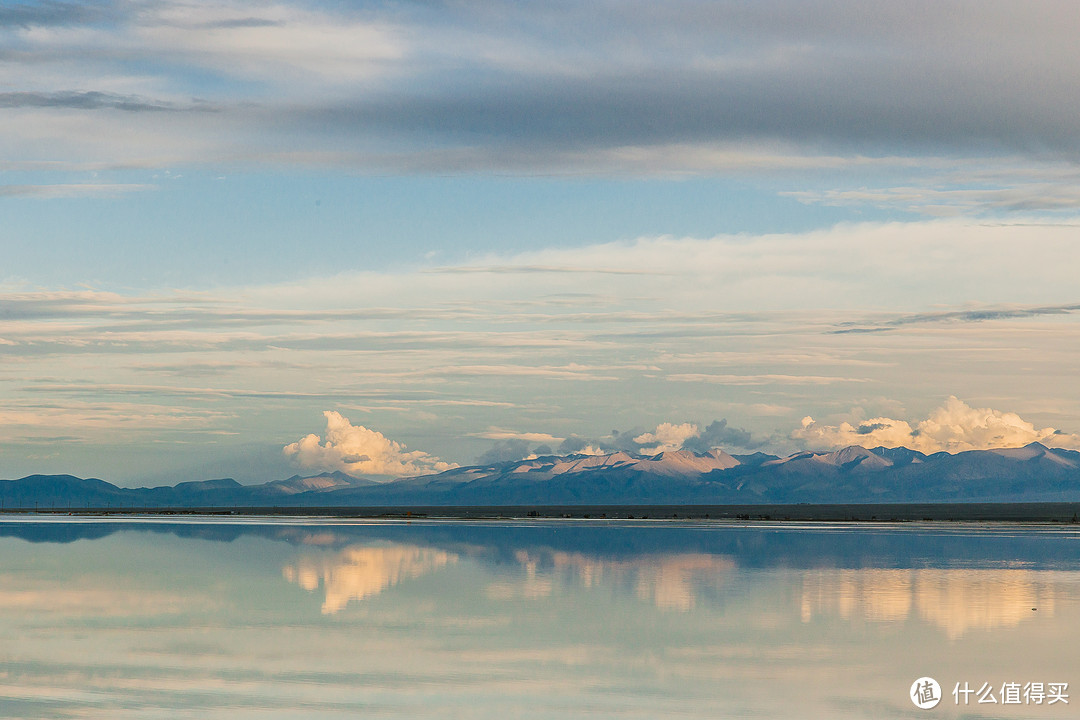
[2,518,1080,719]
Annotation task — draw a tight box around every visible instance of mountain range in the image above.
[4,442,1080,509]
[6,442,1080,509]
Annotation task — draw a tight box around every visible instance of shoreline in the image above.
[3,502,1080,523]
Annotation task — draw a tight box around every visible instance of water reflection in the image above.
[3,519,1080,719]
[494,550,735,611]
[0,580,199,617]
[800,568,1057,638]
[282,544,457,613]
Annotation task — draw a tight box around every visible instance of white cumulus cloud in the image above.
[284,411,456,478]
[634,422,700,454]
[472,427,564,443]
[793,397,1080,453]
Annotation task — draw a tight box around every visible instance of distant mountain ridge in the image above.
[3,443,1080,508]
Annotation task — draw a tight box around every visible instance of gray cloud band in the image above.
[5,1,1080,170]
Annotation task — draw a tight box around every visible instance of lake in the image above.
[1,517,1078,718]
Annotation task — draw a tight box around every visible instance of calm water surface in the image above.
[1,517,1079,718]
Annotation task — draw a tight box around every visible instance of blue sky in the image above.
[3,0,1080,484]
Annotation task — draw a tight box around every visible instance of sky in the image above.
[3,0,1080,485]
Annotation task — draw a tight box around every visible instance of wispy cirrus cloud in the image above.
[472,428,564,443]
[0,183,155,198]
[831,302,1080,334]
[785,183,1080,216]
[667,374,865,386]
[0,400,231,432]
[0,1,107,28]
[422,264,663,276]
[0,91,213,112]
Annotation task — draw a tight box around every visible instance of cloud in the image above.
[0,401,229,432]
[0,183,155,199]
[474,429,577,463]
[472,428,563,443]
[556,437,607,456]
[9,1,1080,176]
[633,422,700,454]
[558,418,760,457]
[6,218,1080,482]
[133,2,404,84]
[283,411,455,478]
[889,303,1080,327]
[0,91,209,113]
[0,2,105,28]
[832,302,1080,334]
[280,13,1080,159]
[632,419,761,454]
[476,439,532,465]
[424,264,660,276]
[793,397,1080,453]
[785,183,1080,216]
[667,373,863,385]
[683,419,761,452]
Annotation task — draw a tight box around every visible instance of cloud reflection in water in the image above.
[4,520,1080,719]
[800,568,1057,638]
[486,550,736,611]
[283,544,457,614]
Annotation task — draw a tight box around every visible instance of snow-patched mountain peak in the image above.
[763,446,892,471]
[265,471,376,494]
[548,451,638,475]
[764,451,815,466]
[471,448,742,479]
[822,446,893,470]
[634,449,741,476]
[989,442,1079,467]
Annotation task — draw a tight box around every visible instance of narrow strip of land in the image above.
[5,503,1080,522]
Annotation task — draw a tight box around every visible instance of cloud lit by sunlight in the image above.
[283,411,456,478]
[633,423,700,454]
[793,396,1080,453]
